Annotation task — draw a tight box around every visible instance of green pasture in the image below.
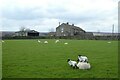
[2,39,118,78]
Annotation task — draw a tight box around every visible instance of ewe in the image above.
[55,40,60,43]
[2,40,4,43]
[77,55,88,63]
[44,41,48,44]
[67,59,77,69]
[64,42,68,45]
[77,62,91,69]
[38,40,41,43]
[108,42,111,43]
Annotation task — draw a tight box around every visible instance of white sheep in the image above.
[38,40,41,43]
[67,59,77,69]
[108,42,111,43]
[44,41,48,44]
[2,40,4,43]
[64,42,68,45]
[77,62,91,69]
[77,55,88,62]
[55,40,60,43]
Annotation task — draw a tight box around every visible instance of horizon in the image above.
[0,30,119,33]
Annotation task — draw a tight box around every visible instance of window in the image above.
[61,28,64,33]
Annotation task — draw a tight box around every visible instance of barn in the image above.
[15,30,39,37]
[27,30,39,36]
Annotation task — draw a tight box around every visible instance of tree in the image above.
[20,26,26,32]
[19,26,27,36]
[49,28,55,32]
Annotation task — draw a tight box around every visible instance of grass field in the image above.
[2,39,118,78]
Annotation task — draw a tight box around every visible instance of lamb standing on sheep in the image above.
[67,59,77,69]
[77,55,88,63]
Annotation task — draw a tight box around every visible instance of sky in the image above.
[0,0,119,33]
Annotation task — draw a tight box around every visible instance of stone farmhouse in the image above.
[55,22,93,38]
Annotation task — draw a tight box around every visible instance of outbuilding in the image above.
[15,30,39,37]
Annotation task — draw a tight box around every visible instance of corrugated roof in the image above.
[15,30,39,33]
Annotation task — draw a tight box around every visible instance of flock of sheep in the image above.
[37,40,91,70]
[67,55,91,70]
[37,39,91,70]
[37,40,68,44]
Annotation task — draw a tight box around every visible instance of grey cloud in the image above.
[1,5,117,23]
[1,1,118,32]
[1,7,45,20]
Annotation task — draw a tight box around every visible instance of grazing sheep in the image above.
[108,42,111,43]
[2,40,4,43]
[64,42,68,45]
[77,62,91,69]
[67,59,77,69]
[77,55,88,63]
[38,40,41,43]
[44,41,48,44]
[55,40,60,43]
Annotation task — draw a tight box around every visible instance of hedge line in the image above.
[1,36,120,40]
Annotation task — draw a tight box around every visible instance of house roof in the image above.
[57,23,85,32]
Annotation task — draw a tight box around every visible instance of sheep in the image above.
[38,40,41,43]
[55,40,60,43]
[2,40,4,43]
[67,59,77,69]
[77,62,91,70]
[77,55,88,63]
[108,42,111,43]
[64,42,68,45]
[44,41,48,44]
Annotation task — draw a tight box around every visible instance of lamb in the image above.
[67,59,77,69]
[77,62,91,69]
[77,55,88,63]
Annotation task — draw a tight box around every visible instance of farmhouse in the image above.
[15,30,39,36]
[56,22,86,36]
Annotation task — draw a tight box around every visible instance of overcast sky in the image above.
[0,0,119,33]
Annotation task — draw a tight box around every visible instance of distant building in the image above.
[48,32,56,36]
[15,30,39,36]
[93,32,119,36]
[1,31,15,37]
[56,22,86,36]
[39,32,48,36]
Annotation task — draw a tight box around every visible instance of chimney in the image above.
[72,24,74,26]
[59,22,60,26]
[66,22,69,25]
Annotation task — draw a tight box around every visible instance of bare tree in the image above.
[19,26,27,36]
[49,28,55,32]
[20,26,26,31]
